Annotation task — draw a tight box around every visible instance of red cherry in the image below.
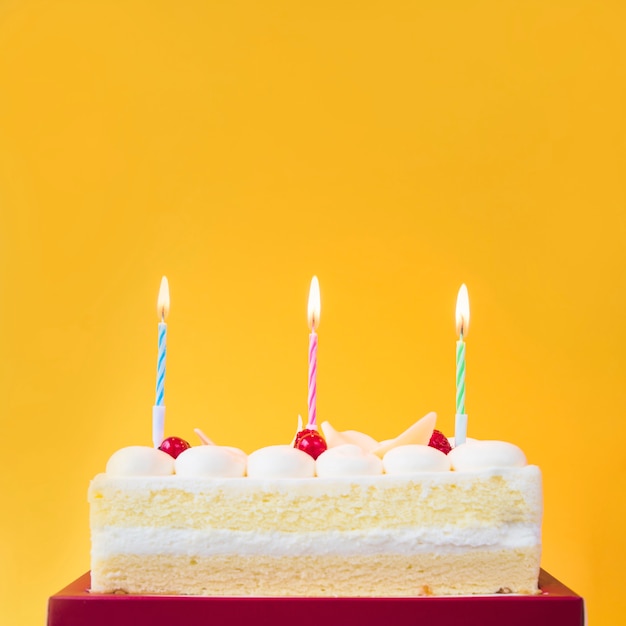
[294,428,316,447]
[158,436,191,459]
[294,429,327,460]
[428,429,452,455]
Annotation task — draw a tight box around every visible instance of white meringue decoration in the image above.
[342,430,379,452]
[320,421,379,452]
[372,412,437,458]
[316,444,383,477]
[175,445,247,477]
[106,446,175,477]
[289,415,304,446]
[247,445,315,478]
[449,440,527,471]
[382,444,451,474]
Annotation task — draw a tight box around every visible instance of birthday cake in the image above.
[88,413,542,596]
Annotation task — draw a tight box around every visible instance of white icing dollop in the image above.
[382,444,451,474]
[175,445,247,477]
[315,444,383,477]
[247,445,315,478]
[106,446,175,476]
[449,440,527,471]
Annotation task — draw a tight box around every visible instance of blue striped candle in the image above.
[156,320,167,406]
[153,276,169,447]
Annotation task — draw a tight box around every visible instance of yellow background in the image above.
[0,1,624,623]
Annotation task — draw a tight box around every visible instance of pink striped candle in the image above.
[307,276,321,428]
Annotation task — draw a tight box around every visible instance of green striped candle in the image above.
[456,335,466,414]
[455,284,469,445]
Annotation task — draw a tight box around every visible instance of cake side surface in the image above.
[89,465,542,596]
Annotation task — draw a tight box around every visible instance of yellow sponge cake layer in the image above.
[92,549,541,596]
[90,468,541,531]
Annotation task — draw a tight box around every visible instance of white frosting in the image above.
[175,445,247,477]
[449,440,527,471]
[93,465,541,501]
[106,446,174,476]
[383,444,451,474]
[247,445,315,478]
[316,444,383,477]
[103,434,529,478]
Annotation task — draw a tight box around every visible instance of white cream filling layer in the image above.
[92,525,540,559]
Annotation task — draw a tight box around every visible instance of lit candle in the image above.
[307,276,321,428]
[153,276,170,448]
[455,283,470,446]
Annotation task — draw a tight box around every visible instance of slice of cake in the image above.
[89,415,542,596]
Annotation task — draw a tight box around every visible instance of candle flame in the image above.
[157,276,170,321]
[455,283,469,338]
[307,275,321,330]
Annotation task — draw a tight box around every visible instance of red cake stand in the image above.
[47,569,584,626]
